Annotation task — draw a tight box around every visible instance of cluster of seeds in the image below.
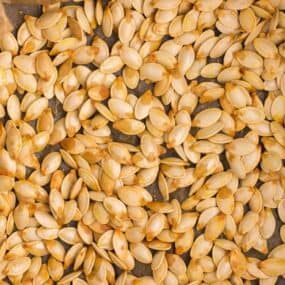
[0,0,285,284]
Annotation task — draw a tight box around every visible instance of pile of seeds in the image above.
[0,0,285,284]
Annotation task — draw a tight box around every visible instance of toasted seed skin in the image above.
[259,258,285,276]
[120,46,142,70]
[36,10,63,29]
[36,52,53,79]
[5,257,31,276]
[140,63,166,82]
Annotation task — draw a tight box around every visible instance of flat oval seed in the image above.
[149,108,171,132]
[113,119,145,135]
[259,258,285,277]
[13,55,36,74]
[41,152,62,175]
[237,107,265,124]
[226,138,256,156]
[63,90,86,112]
[34,211,59,229]
[205,214,226,241]
[117,186,152,206]
[100,56,124,74]
[120,46,142,70]
[192,108,222,128]
[140,63,166,82]
[201,63,223,78]
[5,257,31,276]
[13,68,37,93]
[235,50,263,69]
[36,10,63,29]
[254,38,278,59]
[24,97,49,121]
[239,8,256,32]
[36,52,54,80]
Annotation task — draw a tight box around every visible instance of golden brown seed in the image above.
[140,63,166,82]
[24,97,49,121]
[117,186,152,206]
[254,38,278,59]
[36,52,54,80]
[5,257,31,276]
[41,152,62,175]
[36,10,63,29]
[259,259,285,277]
[120,46,143,70]
[13,68,37,93]
[192,108,222,128]
[113,119,145,135]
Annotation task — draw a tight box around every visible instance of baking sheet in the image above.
[2,2,285,283]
